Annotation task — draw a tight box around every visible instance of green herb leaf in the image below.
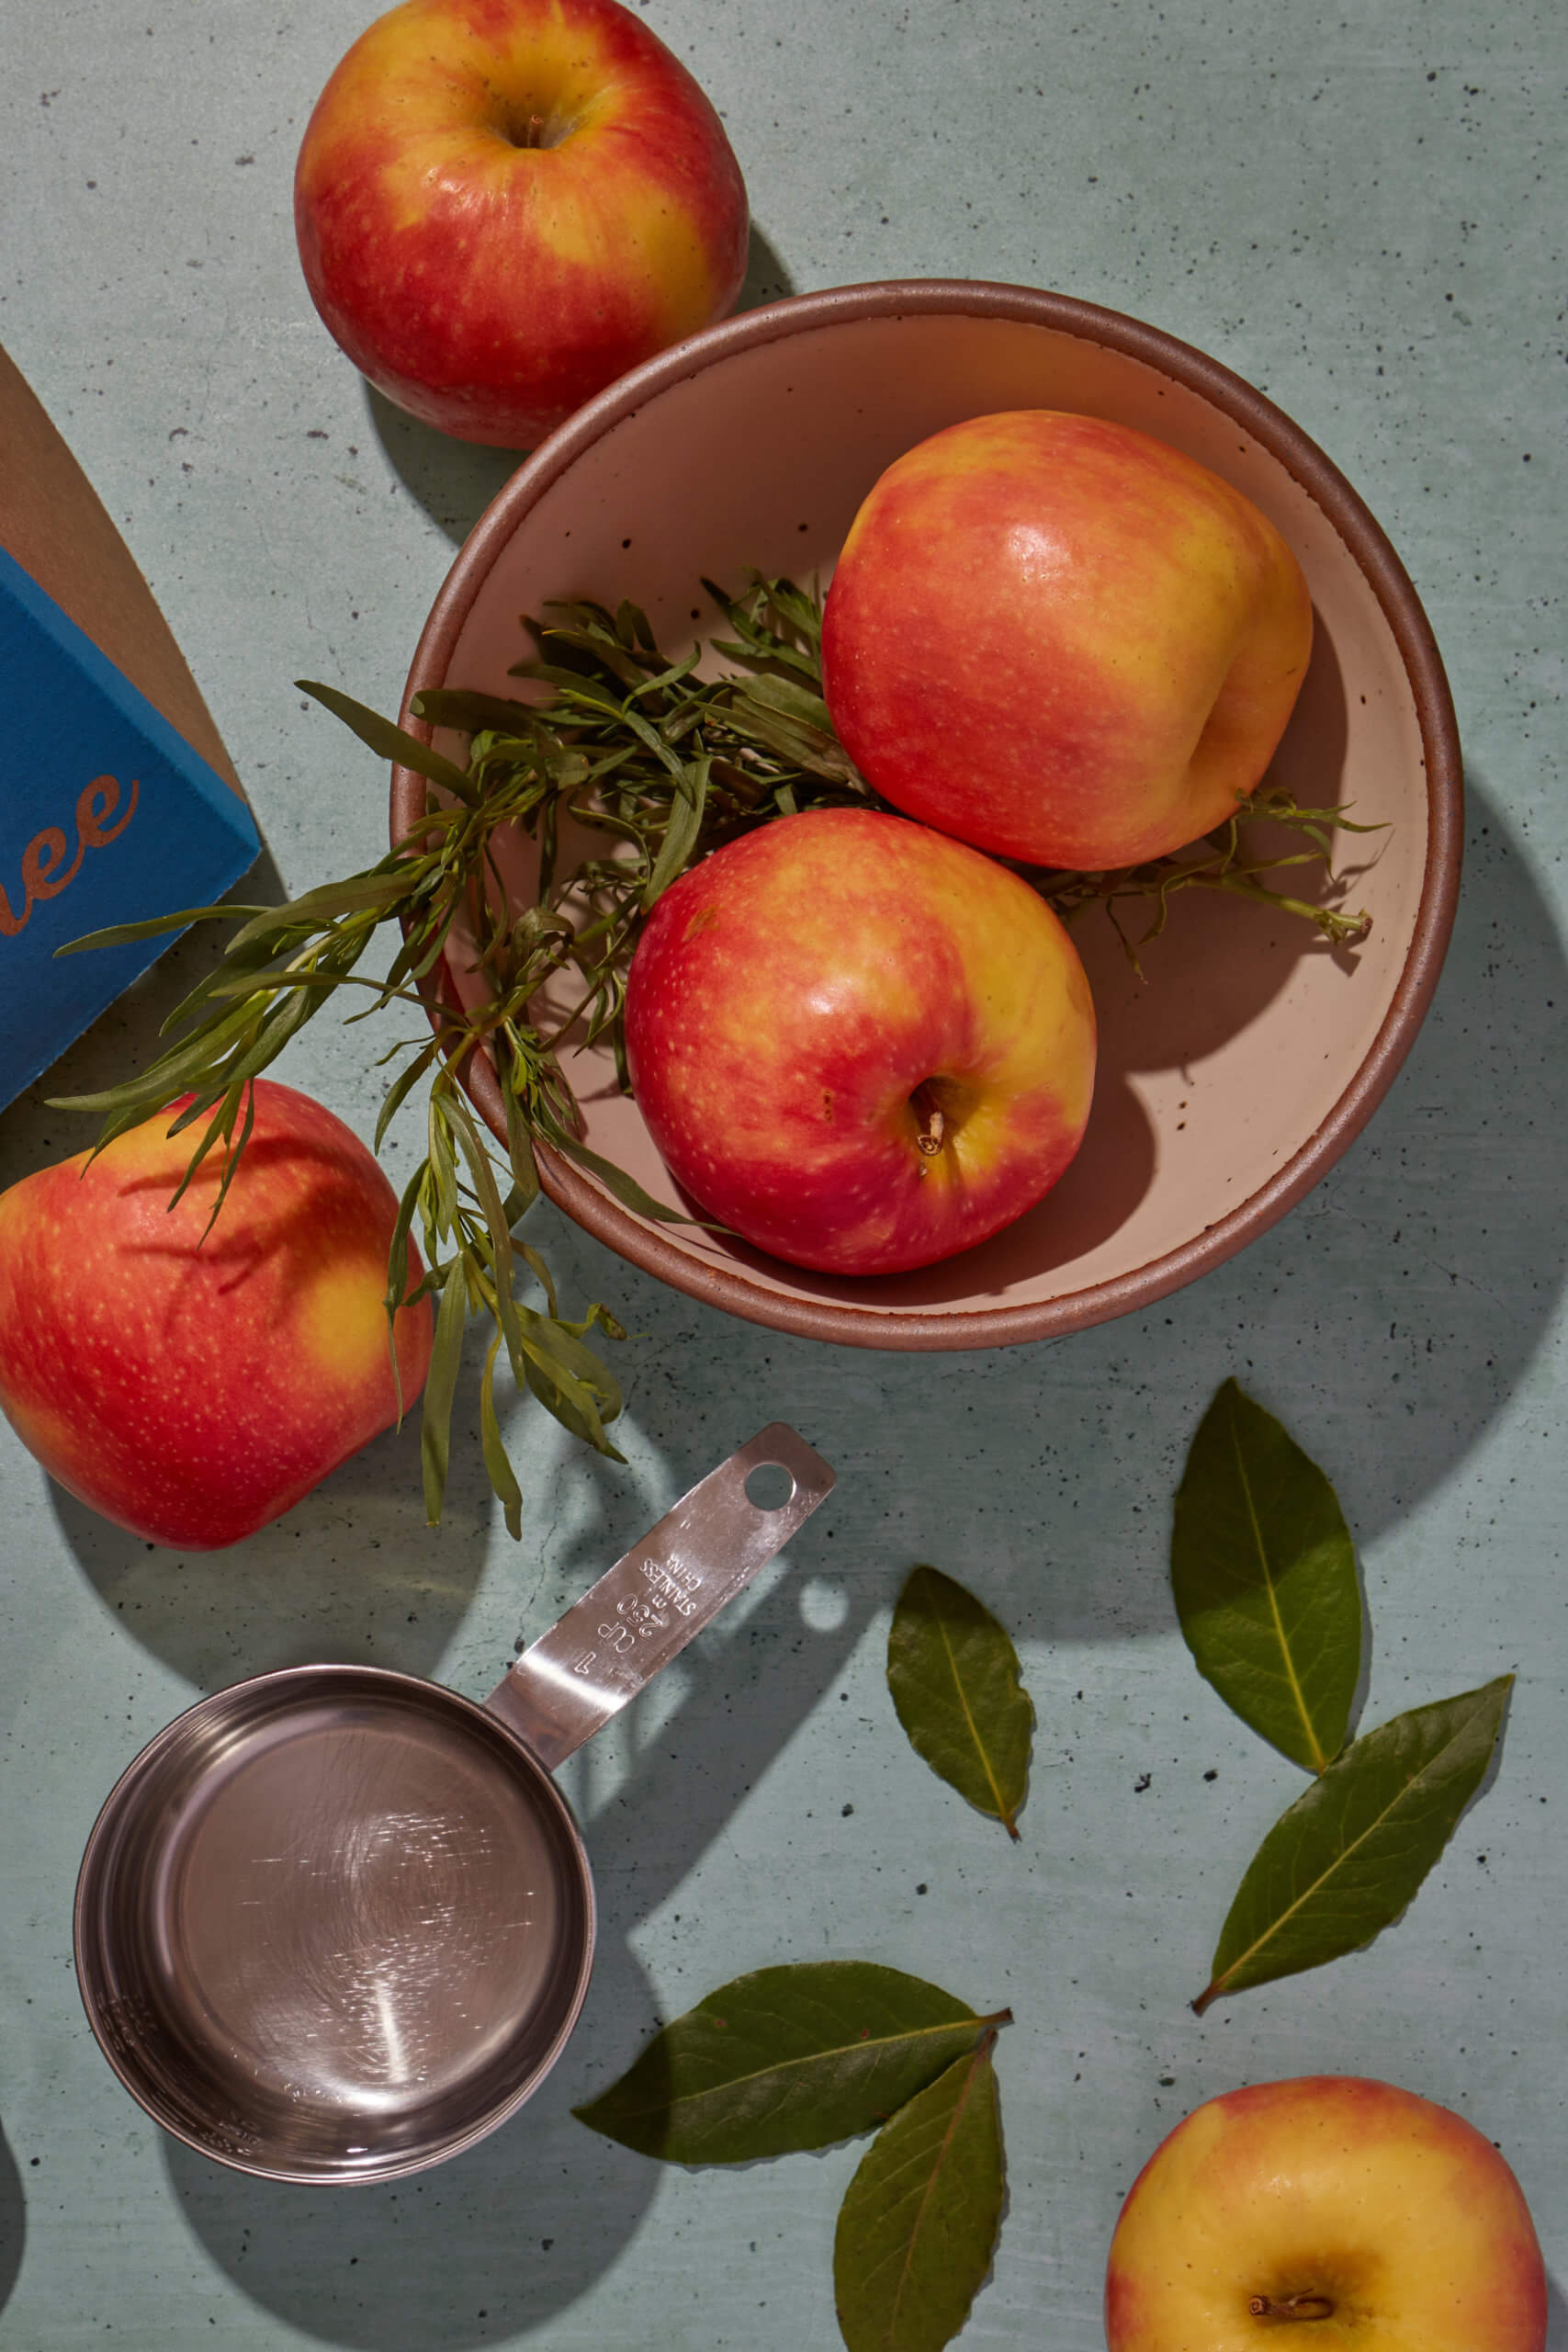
[479,1329,524,1543]
[572,1962,1009,2165]
[536,1116,720,1227]
[833,2036,1004,2352]
[886,1568,1032,1838]
[295,679,479,804]
[419,1260,468,1529]
[642,754,710,908]
[51,903,276,956]
[514,1301,626,1460]
[739,672,837,732]
[1171,1379,1361,1773]
[409,685,543,734]
[1193,1676,1514,2013]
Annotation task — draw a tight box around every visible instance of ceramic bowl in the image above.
[389,279,1461,1350]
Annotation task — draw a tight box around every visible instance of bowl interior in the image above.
[405,292,1453,1344]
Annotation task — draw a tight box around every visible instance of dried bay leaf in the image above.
[887,1568,1032,1838]
[834,2036,1004,2352]
[572,1962,1009,2165]
[1172,1378,1361,1774]
[1193,1676,1513,2013]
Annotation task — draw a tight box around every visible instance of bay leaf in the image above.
[572,1962,1007,2165]
[833,2036,1004,2352]
[1193,1676,1513,2013]
[886,1568,1032,1838]
[1172,1378,1361,1773]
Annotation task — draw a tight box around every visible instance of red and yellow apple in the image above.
[1104,2075,1548,2351]
[294,0,750,447]
[820,409,1314,871]
[622,807,1097,1275]
[0,1080,433,1550]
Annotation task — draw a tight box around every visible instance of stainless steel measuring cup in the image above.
[73,1423,832,2185]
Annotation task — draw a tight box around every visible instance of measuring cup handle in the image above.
[483,1423,835,1769]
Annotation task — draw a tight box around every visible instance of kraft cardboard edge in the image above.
[0,342,245,800]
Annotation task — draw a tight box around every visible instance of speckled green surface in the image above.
[1,1,1564,2344]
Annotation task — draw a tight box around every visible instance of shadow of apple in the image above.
[735,224,797,316]
[1088,606,1352,1079]
[693,1069,1161,1306]
[366,386,530,548]
[46,1282,545,1694]
[49,1430,485,1696]
[1547,2269,1568,2350]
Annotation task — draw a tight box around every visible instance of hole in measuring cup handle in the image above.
[744,1460,796,1512]
[486,1424,833,1772]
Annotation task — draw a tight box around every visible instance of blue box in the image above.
[0,542,259,1108]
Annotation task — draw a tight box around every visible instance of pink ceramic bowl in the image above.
[389,279,1461,1351]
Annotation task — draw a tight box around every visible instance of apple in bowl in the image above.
[820,409,1314,871]
[1104,2075,1547,2351]
[294,0,750,447]
[622,808,1097,1275]
[0,1080,432,1550]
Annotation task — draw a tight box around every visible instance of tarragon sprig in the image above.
[48,580,871,1532]
[1037,789,1380,977]
[50,575,1376,1535]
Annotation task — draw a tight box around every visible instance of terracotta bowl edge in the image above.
[387,277,1463,1354]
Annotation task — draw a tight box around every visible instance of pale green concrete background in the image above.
[0,1,1563,2345]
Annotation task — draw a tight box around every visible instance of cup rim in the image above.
[389,275,1462,1351]
[73,1662,598,2184]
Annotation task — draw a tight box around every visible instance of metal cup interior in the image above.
[73,1664,596,2184]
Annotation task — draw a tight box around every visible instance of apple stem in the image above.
[499,107,556,149]
[910,1083,946,1156]
[1248,2294,1335,2322]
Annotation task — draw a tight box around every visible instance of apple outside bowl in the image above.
[388,278,1461,1351]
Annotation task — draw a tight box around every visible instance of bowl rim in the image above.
[389,275,1462,1352]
